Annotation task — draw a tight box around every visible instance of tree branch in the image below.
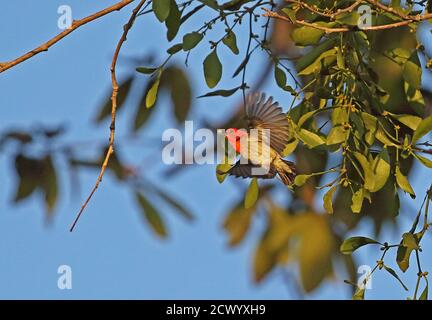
[0,0,135,74]
[285,0,362,19]
[262,6,432,33]
[69,0,146,232]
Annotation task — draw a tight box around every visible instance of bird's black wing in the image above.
[224,159,276,179]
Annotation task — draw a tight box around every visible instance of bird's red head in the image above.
[225,128,247,152]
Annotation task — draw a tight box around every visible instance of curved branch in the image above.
[0,0,135,74]
[285,0,362,19]
[262,7,432,33]
[69,0,146,232]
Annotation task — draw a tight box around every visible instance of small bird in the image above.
[219,92,296,185]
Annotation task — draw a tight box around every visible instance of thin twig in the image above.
[0,0,135,74]
[285,0,362,19]
[262,7,432,33]
[69,0,146,232]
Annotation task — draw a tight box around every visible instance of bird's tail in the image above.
[276,159,296,186]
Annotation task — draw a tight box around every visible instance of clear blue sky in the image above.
[0,0,431,299]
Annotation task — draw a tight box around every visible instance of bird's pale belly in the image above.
[237,137,277,168]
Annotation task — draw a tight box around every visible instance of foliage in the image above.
[3,0,432,298]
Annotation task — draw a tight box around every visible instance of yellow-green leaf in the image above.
[326,126,348,145]
[369,149,390,192]
[412,116,432,144]
[145,70,162,108]
[351,188,364,213]
[353,152,375,191]
[340,236,380,255]
[294,174,311,187]
[387,112,422,131]
[298,129,325,148]
[323,186,337,214]
[414,153,432,168]
[244,178,259,209]
[395,166,415,198]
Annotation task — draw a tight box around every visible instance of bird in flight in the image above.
[219,92,296,185]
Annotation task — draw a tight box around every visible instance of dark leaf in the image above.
[197,86,240,98]
[136,192,168,238]
[165,0,181,41]
[153,0,171,22]
[203,49,222,88]
[182,32,203,51]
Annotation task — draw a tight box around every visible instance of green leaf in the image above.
[412,116,432,144]
[396,232,419,272]
[198,0,219,10]
[360,112,377,145]
[294,174,311,187]
[222,30,239,55]
[419,281,428,300]
[297,110,317,128]
[41,156,58,214]
[414,153,432,168]
[13,155,41,202]
[216,162,231,183]
[375,126,399,147]
[153,0,171,22]
[340,236,380,255]
[403,51,422,90]
[136,66,158,74]
[369,149,390,192]
[326,126,348,145]
[291,25,326,46]
[404,82,425,115]
[323,186,337,214]
[136,192,167,238]
[395,166,415,198]
[297,213,334,292]
[232,54,250,78]
[274,66,287,89]
[383,265,408,291]
[165,0,181,41]
[296,38,336,73]
[351,188,364,213]
[164,67,191,122]
[145,70,162,108]
[223,202,255,246]
[353,287,365,300]
[197,86,240,98]
[203,49,222,88]
[281,7,296,23]
[167,43,183,54]
[298,129,325,148]
[244,178,259,209]
[336,12,360,26]
[133,81,155,131]
[387,112,422,131]
[353,152,375,192]
[298,48,337,76]
[182,32,203,51]
[281,139,298,157]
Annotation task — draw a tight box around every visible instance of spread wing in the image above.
[225,159,276,179]
[245,92,290,154]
